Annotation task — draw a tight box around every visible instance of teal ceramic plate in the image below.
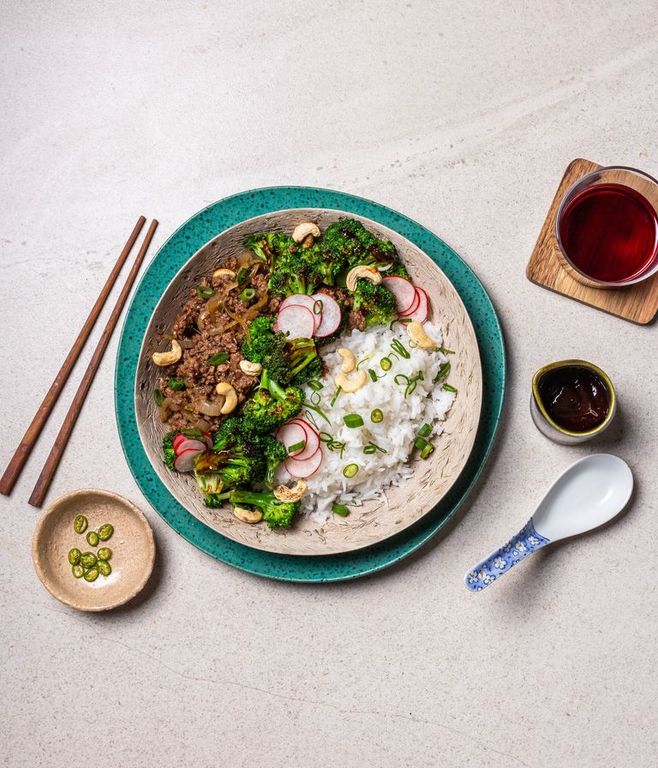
[115,187,505,582]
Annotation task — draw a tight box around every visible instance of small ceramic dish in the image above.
[530,359,617,445]
[32,489,156,612]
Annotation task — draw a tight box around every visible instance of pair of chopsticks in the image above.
[0,216,158,507]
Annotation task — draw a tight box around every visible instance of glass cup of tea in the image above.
[555,165,658,288]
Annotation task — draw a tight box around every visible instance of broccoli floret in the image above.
[242,317,322,386]
[228,489,299,529]
[242,371,303,434]
[352,279,398,327]
[244,232,297,264]
[194,471,230,507]
[194,449,265,492]
[323,219,397,269]
[251,433,288,487]
[245,233,314,296]
[162,428,206,470]
[212,417,248,453]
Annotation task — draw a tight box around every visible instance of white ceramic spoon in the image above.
[464,454,633,592]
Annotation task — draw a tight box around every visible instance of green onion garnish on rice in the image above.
[332,502,350,517]
[343,413,364,429]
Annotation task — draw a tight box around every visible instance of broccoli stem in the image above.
[260,369,287,401]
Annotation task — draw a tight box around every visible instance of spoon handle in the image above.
[464,519,550,592]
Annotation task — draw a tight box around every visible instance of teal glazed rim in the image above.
[114,187,506,582]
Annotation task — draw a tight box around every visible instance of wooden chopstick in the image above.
[0,216,147,496]
[28,219,159,508]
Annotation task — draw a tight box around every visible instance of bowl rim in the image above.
[31,488,156,612]
[531,359,616,438]
[134,206,483,555]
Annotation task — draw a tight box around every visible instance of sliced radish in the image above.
[311,294,341,337]
[285,446,323,478]
[274,304,315,339]
[382,276,416,314]
[176,437,207,456]
[406,287,429,323]
[174,447,203,472]
[173,434,187,452]
[280,294,323,332]
[276,421,308,458]
[286,418,320,460]
[398,288,420,318]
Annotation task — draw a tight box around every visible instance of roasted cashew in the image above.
[239,360,262,376]
[337,348,356,373]
[152,339,182,366]
[215,382,238,414]
[273,480,307,502]
[335,368,368,393]
[346,265,382,292]
[407,321,438,350]
[212,268,236,279]
[233,506,263,524]
[292,222,321,244]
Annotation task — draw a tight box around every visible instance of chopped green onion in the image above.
[308,380,324,392]
[303,401,331,424]
[418,423,433,438]
[414,436,430,451]
[438,346,455,355]
[433,362,451,383]
[363,441,387,455]
[240,287,256,303]
[167,377,186,391]
[153,388,164,406]
[380,356,392,371]
[420,443,435,459]
[390,338,410,359]
[343,463,359,479]
[236,267,249,285]
[343,413,364,429]
[356,354,372,370]
[310,391,321,406]
[368,369,379,382]
[370,408,384,423]
[332,502,350,517]
[313,298,324,315]
[442,383,458,393]
[208,352,229,366]
[287,440,306,455]
[330,387,342,407]
[319,431,346,459]
[196,285,214,299]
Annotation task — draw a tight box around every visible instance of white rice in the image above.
[278,322,456,524]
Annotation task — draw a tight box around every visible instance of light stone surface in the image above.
[1,2,657,766]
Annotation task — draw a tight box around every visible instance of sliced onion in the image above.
[196,398,224,417]
[193,419,211,432]
[159,397,174,422]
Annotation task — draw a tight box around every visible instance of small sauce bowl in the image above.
[530,359,617,445]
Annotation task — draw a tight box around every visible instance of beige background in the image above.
[1,2,657,766]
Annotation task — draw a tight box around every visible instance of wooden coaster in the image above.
[526,157,658,325]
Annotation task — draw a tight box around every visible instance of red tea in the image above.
[559,182,658,282]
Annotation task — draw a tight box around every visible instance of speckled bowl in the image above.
[136,209,483,556]
[32,489,156,612]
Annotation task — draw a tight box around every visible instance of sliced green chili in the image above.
[196,285,214,299]
[332,502,350,517]
[98,524,114,541]
[97,561,112,577]
[80,552,97,568]
[380,356,392,371]
[208,351,229,366]
[342,463,359,479]
[97,547,112,561]
[84,567,100,582]
[167,377,186,391]
[86,530,99,547]
[343,413,364,429]
[370,408,384,423]
[73,515,88,534]
[68,548,81,565]
[72,564,84,579]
